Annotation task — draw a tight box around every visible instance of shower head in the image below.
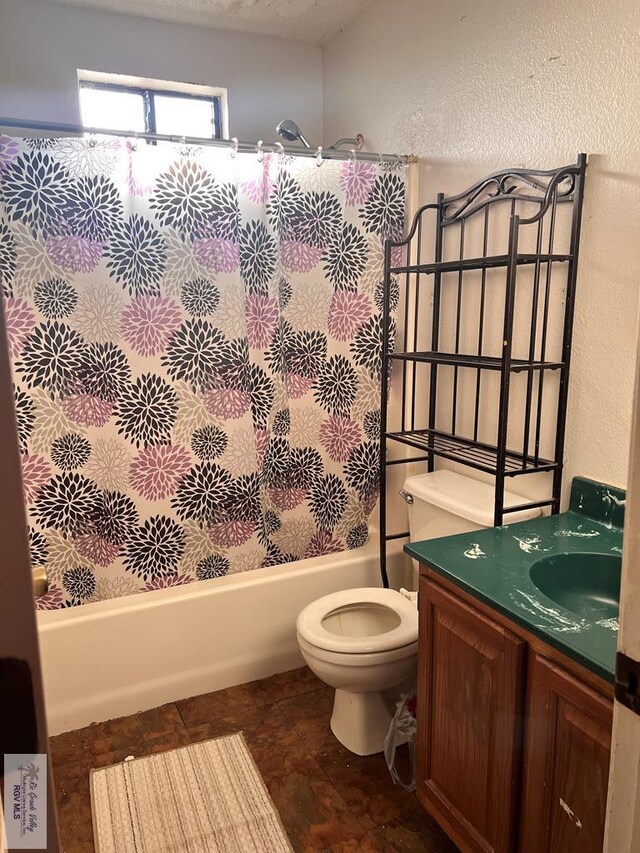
[276,119,312,148]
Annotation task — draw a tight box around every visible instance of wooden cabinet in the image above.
[417,576,526,852]
[418,570,613,853]
[520,654,612,853]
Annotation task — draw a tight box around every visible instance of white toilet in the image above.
[296,470,540,756]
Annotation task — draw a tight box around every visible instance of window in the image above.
[78,76,223,140]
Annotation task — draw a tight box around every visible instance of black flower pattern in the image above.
[14,387,34,454]
[65,175,123,241]
[16,322,85,396]
[105,214,166,295]
[191,425,227,460]
[239,220,277,294]
[267,171,303,238]
[87,490,139,546]
[163,319,226,392]
[29,527,49,566]
[345,441,379,500]
[196,554,230,580]
[203,182,239,240]
[33,473,101,535]
[123,515,185,580]
[309,474,347,531]
[262,439,290,488]
[2,153,72,236]
[263,510,281,535]
[347,523,369,549]
[181,278,219,316]
[282,327,327,379]
[249,364,274,431]
[115,374,178,447]
[375,276,399,313]
[33,279,77,319]
[351,315,394,376]
[77,342,131,402]
[277,277,292,309]
[360,173,406,241]
[227,473,261,522]
[289,446,323,489]
[315,355,357,415]
[63,566,96,602]
[273,409,290,436]
[324,223,368,290]
[0,223,17,294]
[51,434,91,470]
[292,192,342,249]
[172,461,233,524]
[150,160,217,239]
[363,410,381,441]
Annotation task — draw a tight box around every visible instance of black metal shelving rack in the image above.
[379,155,587,587]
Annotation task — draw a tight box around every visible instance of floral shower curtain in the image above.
[0,134,406,609]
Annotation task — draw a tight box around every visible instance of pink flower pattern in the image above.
[0,135,19,171]
[35,586,66,610]
[285,374,315,399]
[319,416,362,463]
[62,394,113,427]
[306,531,343,558]
[203,388,251,419]
[142,573,193,592]
[246,294,278,348]
[281,241,323,273]
[328,291,371,341]
[130,444,191,500]
[269,488,307,511]
[209,520,255,547]
[121,296,182,357]
[193,238,239,273]
[340,161,377,206]
[4,298,35,357]
[45,236,103,273]
[75,533,120,566]
[21,454,51,503]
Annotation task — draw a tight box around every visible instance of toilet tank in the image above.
[401,470,541,543]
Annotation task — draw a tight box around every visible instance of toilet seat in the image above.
[296,588,418,655]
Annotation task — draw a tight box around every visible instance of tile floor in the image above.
[50,667,458,852]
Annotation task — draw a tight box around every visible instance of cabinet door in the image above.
[520,653,612,853]
[417,577,526,853]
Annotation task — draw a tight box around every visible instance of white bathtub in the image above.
[37,538,409,735]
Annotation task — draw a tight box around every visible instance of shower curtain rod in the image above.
[0,117,417,165]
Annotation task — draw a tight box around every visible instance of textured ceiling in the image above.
[42,0,374,43]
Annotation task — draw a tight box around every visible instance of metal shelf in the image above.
[386,428,557,477]
[388,351,564,372]
[378,155,588,589]
[388,252,571,276]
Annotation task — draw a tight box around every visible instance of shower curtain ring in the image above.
[316,145,323,167]
[350,148,358,165]
[256,140,264,162]
[275,141,284,156]
[230,137,239,158]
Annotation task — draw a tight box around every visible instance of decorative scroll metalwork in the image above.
[441,166,577,224]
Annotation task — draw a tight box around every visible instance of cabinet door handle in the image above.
[32,567,48,599]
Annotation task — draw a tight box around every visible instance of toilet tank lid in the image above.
[402,470,541,527]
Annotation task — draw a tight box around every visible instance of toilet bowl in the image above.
[296,471,541,756]
[296,587,418,756]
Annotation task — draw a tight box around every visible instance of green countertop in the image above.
[405,477,625,684]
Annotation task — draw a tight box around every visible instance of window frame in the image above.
[78,79,223,140]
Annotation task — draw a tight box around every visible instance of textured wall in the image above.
[323,0,640,497]
[0,0,323,144]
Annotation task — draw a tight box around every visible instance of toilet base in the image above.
[330,688,393,756]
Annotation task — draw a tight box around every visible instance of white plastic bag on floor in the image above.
[384,692,417,792]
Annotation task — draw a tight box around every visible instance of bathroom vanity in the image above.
[406,477,623,853]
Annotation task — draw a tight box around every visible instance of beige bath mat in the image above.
[90,732,293,853]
